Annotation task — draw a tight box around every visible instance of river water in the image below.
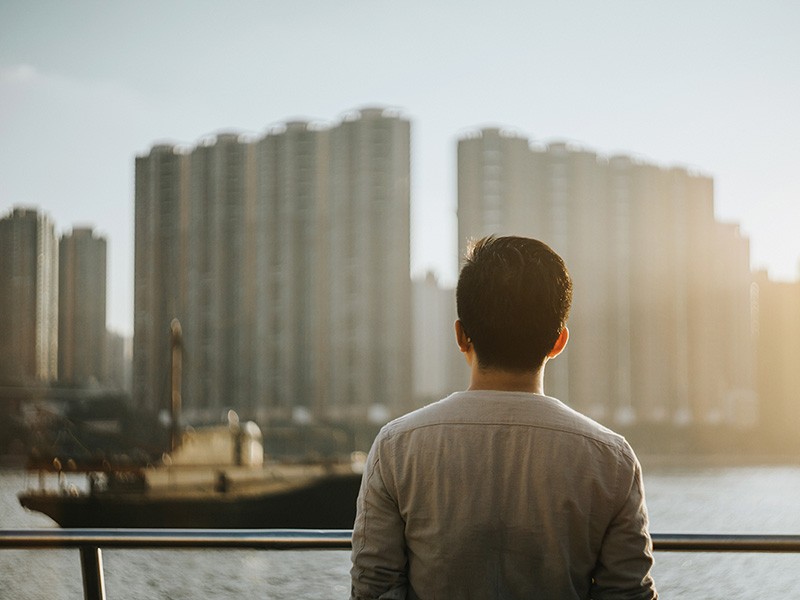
[2,463,800,599]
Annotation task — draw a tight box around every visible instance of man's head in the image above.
[456,235,572,372]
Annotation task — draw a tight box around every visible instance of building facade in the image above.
[0,207,58,384]
[412,272,468,404]
[105,331,132,392]
[133,107,413,425]
[255,121,330,421]
[326,108,412,421]
[184,133,257,422]
[457,128,756,427]
[133,145,190,415]
[753,272,800,445]
[58,227,107,386]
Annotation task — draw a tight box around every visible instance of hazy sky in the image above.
[2,0,798,335]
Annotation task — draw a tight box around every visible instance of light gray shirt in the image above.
[350,390,657,599]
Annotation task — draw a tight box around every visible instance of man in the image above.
[351,235,657,599]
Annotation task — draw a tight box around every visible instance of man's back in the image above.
[351,391,656,599]
[351,236,656,599]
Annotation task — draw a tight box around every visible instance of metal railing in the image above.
[4,529,800,600]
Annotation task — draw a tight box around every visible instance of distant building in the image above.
[457,128,756,427]
[133,144,190,415]
[326,108,412,422]
[0,207,58,384]
[133,107,413,425]
[184,133,257,422]
[255,121,330,421]
[105,331,132,392]
[412,272,468,404]
[753,271,800,443]
[58,227,107,386]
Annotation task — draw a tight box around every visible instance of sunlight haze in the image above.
[1,0,798,335]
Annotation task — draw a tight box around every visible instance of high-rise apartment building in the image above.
[0,207,59,384]
[133,145,189,414]
[184,133,257,422]
[457,129,536,259]
[256,122,330,421]
[457,129,756,427]
[327,108,412,421]
[105,331,132,392]
[753,271,800,444]
[58,227,107,385]
[412,272,468,404]
[133,107,413,425]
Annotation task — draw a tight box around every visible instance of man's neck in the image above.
[468,364,545,394]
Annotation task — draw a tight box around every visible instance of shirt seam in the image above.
[385,420,634,459]
[353,453,381,563]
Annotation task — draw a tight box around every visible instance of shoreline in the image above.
[639,452,800,470]
[3,452,800,473]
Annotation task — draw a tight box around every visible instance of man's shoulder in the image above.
[547,399,636,459]
[379,390,635,459]
[377,393,460,437]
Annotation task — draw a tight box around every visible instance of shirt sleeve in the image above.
[350,431,409,600]
[590,451,658,600]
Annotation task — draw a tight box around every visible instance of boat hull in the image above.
[19,472,363,529]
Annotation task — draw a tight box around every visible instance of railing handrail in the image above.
[0,528,353,550]
[4,529,800,553]
[5,530,800,600]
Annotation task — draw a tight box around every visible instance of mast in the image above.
[170,318,183,453]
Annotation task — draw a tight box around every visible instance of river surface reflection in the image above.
[2,464,800,599]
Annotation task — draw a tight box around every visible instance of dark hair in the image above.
[456,235,572,371]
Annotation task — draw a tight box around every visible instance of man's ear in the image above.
[547,327,569,359]
[455,320,471,353]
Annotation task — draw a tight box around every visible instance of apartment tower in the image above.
[0,207,59,384]
[133,145,189,414]
[457,128,756,427]
[255,122,329,421]
[327,108,412,421]
[58,227,107,385]
[184,133,257,422]
[133,107,413,424]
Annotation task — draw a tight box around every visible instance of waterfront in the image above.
[3,464,800,599]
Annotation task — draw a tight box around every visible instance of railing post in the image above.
[79,546,106,600]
